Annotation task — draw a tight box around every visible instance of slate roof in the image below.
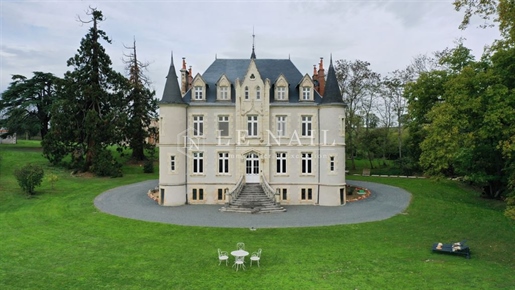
[319,57,345,106]
[183,58,322,104]
[159,55,186,105]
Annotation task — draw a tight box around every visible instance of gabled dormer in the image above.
[274,74,289,101]
[241,59,265,101]
[216,75,231,101]
[191,73,206,101]
[298,74,315,102]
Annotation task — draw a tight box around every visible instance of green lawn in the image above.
[1,142,514,289]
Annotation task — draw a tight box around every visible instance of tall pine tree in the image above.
[42,8,128,174]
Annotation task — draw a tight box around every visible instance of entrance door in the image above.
[245,153,260,183]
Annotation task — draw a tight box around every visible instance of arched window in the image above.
[245,86,249,100]
[256,86,261,100]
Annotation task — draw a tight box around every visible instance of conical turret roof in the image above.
[160,53,186,105]
[319,55,345,106]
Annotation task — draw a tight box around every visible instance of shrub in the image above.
[90,149,123,178]
[14,163,45,196]
[47,174,59,189]
[143,145,156,174]
[143,159,154,173]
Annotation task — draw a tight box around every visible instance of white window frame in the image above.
[194,86,203,100]
[218,152,229,174]
[219,86,229,100]
[329,156,335,172]
[247,115,258,137]
[276,115,286,137]
[302,87,311,101]
[301,115,312,137]
[276,152,287,174]
[193,152,204,174]
[301,152,312,174]
[170,155,176,172]
[276,86,286,100]
[218,115,229,137]
[193,115,204,137]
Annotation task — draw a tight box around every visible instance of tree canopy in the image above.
[42,8,128,175]
[0,72,60,139]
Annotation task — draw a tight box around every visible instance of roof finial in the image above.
[171,51,174,65]
[251,27,256,59]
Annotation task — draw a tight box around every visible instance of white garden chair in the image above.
[236,242,245,250]
[250,248,262,267]
[218,249,229,266]
[232,255,246,271]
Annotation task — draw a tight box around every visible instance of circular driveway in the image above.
[94,180,411,228]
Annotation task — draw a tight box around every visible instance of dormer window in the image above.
[276,86,286,101]
[245,86,249,100]
[194,86,203,100]
[302,87,311,101]
[218,86,229,100]
[256,86,261,100]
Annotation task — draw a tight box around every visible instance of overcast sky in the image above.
[1,0,500,98]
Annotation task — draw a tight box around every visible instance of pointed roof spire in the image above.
[320,55,345,105]
[160,51,187,105]
[250,28,256,59]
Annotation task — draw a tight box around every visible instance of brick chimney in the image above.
[180,57,189,95]
[188,66,193,91]
[317,57,326,97]
[312,65,319,93]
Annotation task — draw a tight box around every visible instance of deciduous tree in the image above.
[335,59,380,169]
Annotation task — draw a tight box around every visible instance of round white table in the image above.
[231,250,249,257]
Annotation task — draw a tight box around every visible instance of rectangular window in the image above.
[276,152,287,174]
[192,188,204,200]
[276,116,286,137]
[194,86,203,100]
[218,152,229,174]
[247,115,258,137]
[193,152,203,174]
[245,87,249,99]
[281,188,288,200]
[193,115,203,136]
[170,155,176,172]
[218,116,229,137]
[301,153,312,174]
[277,87,286,100]
[301,115,312,137]
[218,188,225,200]
[302,87,310,100]
[219,86,228,100]
[329,156,335,172]
[301,188,313,200]
[256,87,261,100]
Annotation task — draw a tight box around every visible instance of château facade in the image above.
[158,47,346,206]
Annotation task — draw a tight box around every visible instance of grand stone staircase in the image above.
[220,183,287,214]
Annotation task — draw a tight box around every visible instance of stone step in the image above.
[219,183,286,214]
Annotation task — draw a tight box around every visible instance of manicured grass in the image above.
[1,142,514,289]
